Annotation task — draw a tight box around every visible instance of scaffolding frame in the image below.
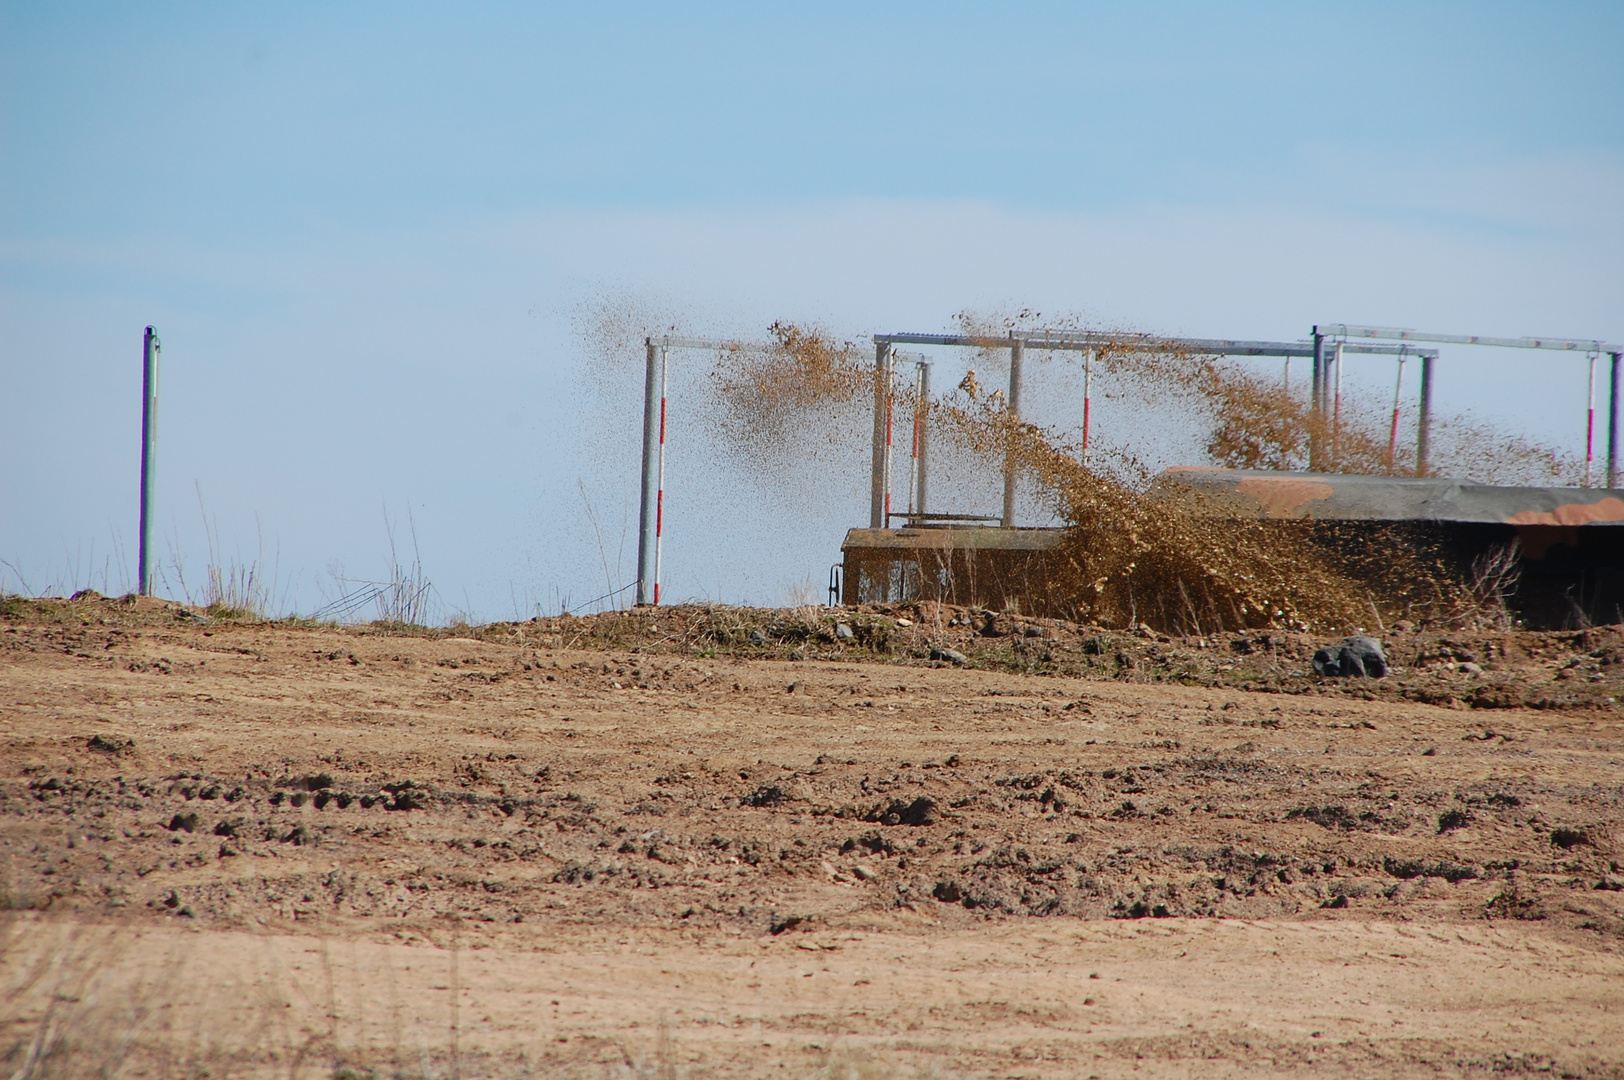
[1316,324,1624,488]
[870,330,1436,527]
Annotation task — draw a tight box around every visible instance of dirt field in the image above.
[2,595,1622,1078]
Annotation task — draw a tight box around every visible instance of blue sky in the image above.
[3,2,1622,616]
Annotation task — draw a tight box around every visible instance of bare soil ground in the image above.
[2,595,1622,1078]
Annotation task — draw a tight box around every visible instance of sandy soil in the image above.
[2,596,1621,1078]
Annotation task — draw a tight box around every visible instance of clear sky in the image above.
[3,2,1622,617]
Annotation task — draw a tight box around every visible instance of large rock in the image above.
[1313,635,1389,678]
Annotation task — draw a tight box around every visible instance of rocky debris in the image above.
[863,797,937,826]
[382,783,430,811]
[930,647,968,665]
[1313,635,1389,678]
[86,733,134,754]
[741,784,791,808]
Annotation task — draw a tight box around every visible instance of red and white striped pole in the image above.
[653,344,669,602]
[1081,349,1093,466]
[907,370,922,516]
[883,366,895,524]
[635,339,659,606]
[1388,354,1406,471]
[1586,353,1597,488]
[1332,343,1343,469]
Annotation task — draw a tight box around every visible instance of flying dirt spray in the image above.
[586,302,1591,630]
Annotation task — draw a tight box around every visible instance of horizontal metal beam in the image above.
[877,331,1314,356]
[648,335,741,351]
[1317,324,1620,355]
[874,331,1434,360]
[1339,342,1439,358]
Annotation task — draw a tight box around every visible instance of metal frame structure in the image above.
[1316,325,1624,488]
[632,321,1621,604]
[871,330,1434,527]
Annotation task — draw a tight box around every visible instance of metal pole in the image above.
[1388,353,1406,472]
[1332,342,1343,469]
[649,345,669,600]
[1609,353,1621,489]
[883,364,895,524]
[1082,349,1093,467]
[906,372,918,518]
[1417,352,1434,477]
[1001,336,1023,528]
[635,338,660,606]
[1585,354,1597,488]
[1310,331,1325,471]
[652,346,669,604]
[869,341,892,529]
[913,361,931,519]
[137,326,160,597]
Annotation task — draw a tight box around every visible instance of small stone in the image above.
[851,865,874,881]
[930,647,968,665]
[834,623,855,642]
[748,630,768,646]
[1312,635,1388,678]
[86,734,133,754]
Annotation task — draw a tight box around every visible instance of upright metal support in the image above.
[1609,353,1621,489]
[912,361,931,518]
[652,346,669,603]
[1387,352,1407,471]
[1081,349,1093,466]
[1310,331,1325,470]
[634,338,662,606]
[869,341,893,529]
[1417,353,1435,477]
[1331,342,1344,468]
[1586,354,1598,488]
[1001,336,1023,528]
[137,326,160,596]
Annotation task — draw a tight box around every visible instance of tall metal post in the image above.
[137,326,160,596]
[1310,330,1325,471]
[652,346,669,604]
[1387,353,1407,471]
[914,361,931,519]
[1609,353,1621,489]
[869,341,892,529]
[1416,353,1435,477]
[1081,349,1093,466]
[634,338,661,606]
[1586,354,1598,487]
[1001,336,1023,528]
[1331,342,1344,469]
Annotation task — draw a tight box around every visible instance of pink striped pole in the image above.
[1332,343,1343,468]
[1586,353,1597,488]
[1081,349,1093,466]
[884,378,894,524]
[653,345,669,603]
[908,379,922,516]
